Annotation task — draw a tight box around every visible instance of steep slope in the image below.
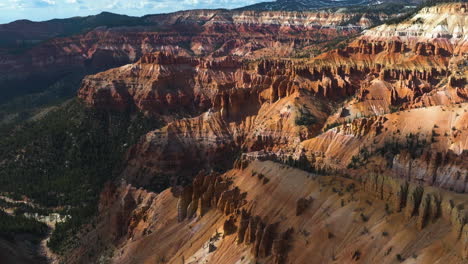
[64,161,468,263]
[78,53,336,186]
[0,9,388,107]
[295,2,468,191]
[6,2,465,263]
[76,3,467,196]
[300,104,467,191]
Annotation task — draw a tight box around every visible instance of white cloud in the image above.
[41,0,56,5]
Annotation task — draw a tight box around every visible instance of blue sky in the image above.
[0,0,266,23]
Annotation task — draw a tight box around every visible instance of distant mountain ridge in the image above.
[0,12,148,50]
[0,0,421,50]
[238,0,421,11]
[0,7,394,111]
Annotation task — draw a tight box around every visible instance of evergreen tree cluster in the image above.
[0,99,161,253]
[0,211,48,242]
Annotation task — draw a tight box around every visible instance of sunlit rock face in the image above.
[66,161,468,264]
[54,3,468,264]
[77,3,467,193]
[0,8,381,103]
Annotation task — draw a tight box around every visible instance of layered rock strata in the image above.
[64,160,468,264]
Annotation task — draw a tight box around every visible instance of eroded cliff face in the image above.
[65,3,467,263]
[78,3,467,193]
[1,9,383,103]
[300,104,468,191]
[78,52,338,185]
[291,2,468,192]
[364,3,468,41]
[65,161,468,264]
[308,3,468,120]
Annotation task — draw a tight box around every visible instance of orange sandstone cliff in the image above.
[65,3,468,264]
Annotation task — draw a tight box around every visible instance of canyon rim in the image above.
[0,0,467,264]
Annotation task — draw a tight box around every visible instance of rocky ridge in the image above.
[64,160,468,263]
[1,9,387,104]
[78,5,468,189]
[64,3,468,263]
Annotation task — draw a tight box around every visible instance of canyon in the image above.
[63,160,468,263]
[78,3,468,191]
[60,2,468,263]
[0,1,466,264]
[0,8,387,106]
